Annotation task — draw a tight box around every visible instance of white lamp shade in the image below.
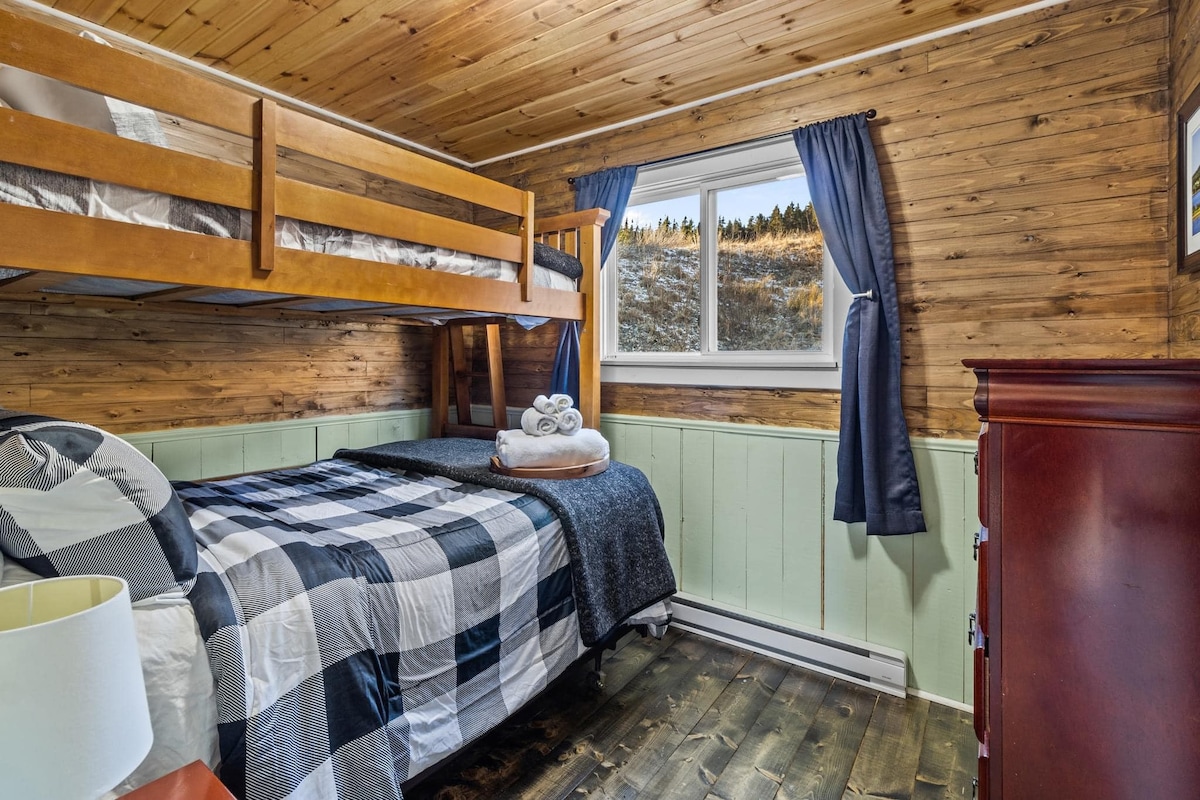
[0,575,153,800]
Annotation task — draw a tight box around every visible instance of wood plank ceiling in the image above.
[36,0,1039,164]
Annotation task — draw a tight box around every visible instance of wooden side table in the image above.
[120,761,233,800]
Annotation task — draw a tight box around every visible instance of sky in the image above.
[622,175,813,229]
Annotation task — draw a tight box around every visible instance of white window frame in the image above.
[600,135,849,390]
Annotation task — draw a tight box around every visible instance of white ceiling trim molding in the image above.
[10,0,1071,169]
[471,0,1073,167]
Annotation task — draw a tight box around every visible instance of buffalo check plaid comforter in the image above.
[178,458,601,800]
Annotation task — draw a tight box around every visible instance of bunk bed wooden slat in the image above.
[0,108,254,208]
[0,8,255,136]
[275,178,524,263]
[0,204,588,319]
[274,107,525,216]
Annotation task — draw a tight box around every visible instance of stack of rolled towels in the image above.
[496,393,610,469]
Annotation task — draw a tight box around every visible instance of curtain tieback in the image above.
[850,289,875,300]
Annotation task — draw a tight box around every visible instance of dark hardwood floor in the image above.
[407,629,978,800]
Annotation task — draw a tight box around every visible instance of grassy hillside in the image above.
[616,229,826,353]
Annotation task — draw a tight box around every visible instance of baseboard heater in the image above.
[669,594,907,698]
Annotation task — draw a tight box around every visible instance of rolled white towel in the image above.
[521,406,559,437]
[548,393,574,412]
[496,428,609,469]
[532,394,557,415]
[556,407,583,435]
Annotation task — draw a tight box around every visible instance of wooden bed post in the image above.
[518,191,535,302]
[577,209,609,430]
[254,98,277,273]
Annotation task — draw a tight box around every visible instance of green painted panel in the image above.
[127,440,153,460]
[346,419,381,450]
[621,424,654,476]
[381,414,414,443]
[200,435,244,479]
[711,432,749,608]
[243,430,284,473]
[152,439,203,481]
[650,426,683,580]
[963,447,981,705]
[822,440,868,640]
[909,449,969,703]
[600,420,626,461]
[679,428,715,598]
[780,437,823,628]
[316,424,349,460]
[866,531,914,669]
[745,436,785,618]
[281,427,317,467]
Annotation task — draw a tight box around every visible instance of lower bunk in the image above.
[0,416,676,800]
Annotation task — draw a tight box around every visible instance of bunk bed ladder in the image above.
[432,318,508,439]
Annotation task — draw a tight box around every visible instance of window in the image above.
[601,136,848,390]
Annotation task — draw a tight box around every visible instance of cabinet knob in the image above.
[974,530,981,561]
[968,612,977,645]
[972,777,979,799]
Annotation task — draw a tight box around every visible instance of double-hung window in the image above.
[601,135,848,389]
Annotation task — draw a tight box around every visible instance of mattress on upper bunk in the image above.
[0,63,581,317]
[0,159,580,313]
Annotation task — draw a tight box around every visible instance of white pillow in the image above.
[0,64,117,134]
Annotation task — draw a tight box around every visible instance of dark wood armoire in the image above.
[966,360,1200,800]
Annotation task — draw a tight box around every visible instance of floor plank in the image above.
[912,702,978,800]
[775,681,878,800]
[599,652,789,800]
[413,631,977,800]
[705,666,834,800]
[843,694,931,799]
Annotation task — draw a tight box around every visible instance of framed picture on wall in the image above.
[1180,83,1200,273]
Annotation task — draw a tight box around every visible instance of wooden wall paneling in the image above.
[745,434,785,618]
[711,431,749,608]
[0,299,432,434]
[822,440,868,642]
[482,0,1172,440]
[910,448,970,702]
[679,427,715,598]
[780,437,824,630]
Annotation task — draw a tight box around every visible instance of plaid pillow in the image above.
[0,412,196,601]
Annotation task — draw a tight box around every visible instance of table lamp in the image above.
[0,574,153,799]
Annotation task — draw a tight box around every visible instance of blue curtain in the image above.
[550,165,638,403]
[793,114,925,536]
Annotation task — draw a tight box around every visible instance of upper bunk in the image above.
[0,7,607,328]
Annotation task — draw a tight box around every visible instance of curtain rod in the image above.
[567,108,876,185]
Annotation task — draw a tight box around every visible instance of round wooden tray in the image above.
[489,455,609,479]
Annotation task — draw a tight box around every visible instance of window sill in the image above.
[601,362,842,390]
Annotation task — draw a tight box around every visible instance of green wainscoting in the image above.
[121,409,431,481]
[601,414,979,706]
[124,407,977,705]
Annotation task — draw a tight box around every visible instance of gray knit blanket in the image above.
[337,437,677,645]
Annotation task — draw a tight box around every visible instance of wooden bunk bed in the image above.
[0,10,678,800]
[0,7,607,428]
